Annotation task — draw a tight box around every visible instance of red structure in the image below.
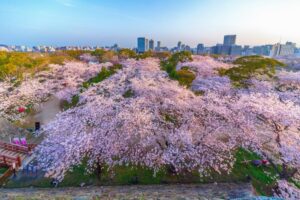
[0,140,36,168]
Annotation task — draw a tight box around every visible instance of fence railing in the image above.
[0,141,37,154]
[0,155,21,167]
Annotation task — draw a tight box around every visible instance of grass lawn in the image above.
[3,148,281,196]
[229,148,279,196]
[289,178,300,189]
[0,167,8,174]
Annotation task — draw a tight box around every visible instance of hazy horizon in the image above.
[1,0,299,48]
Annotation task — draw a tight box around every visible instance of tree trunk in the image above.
[96,162,102,180]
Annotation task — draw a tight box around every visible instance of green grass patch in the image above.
[0,167,8,174]
[135,51,171,60]
[176,69,196,87]
[162,113,179,125]
[4,177,52,188]
[62,95,80,110]
[219,56,285,88]
[122,89,135,98]
[289,178,300,189]
[230,148,279,196]
[160,51,194,87]
[3,148,281,193]
[60,163,99,187]
[25,103,34,114]
[91,49,117,63]
[118,49,137,59]
[193,90,205,96]
[83,64,122,89]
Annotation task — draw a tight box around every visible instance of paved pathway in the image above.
[0,183,256,200]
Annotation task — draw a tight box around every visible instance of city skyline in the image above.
[0,0,300,47]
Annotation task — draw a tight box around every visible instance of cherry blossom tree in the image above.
[274,180,300,199]
[0,62,112,121]
[36,57,300,188]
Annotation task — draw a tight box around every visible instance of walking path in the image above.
[0,183,257,200]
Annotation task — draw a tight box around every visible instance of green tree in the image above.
[160,51,194,87]
[92,49,117,62]
[118,49,137,59]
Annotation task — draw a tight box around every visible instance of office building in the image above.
[223,35,236,46]
[156,41,161,51]
[160,47,169,52]
[253,45,272,56]
[212,44,223,54]
[212,34,239,55]
[184,45,191,52]
[221,45,231,55]
[137,37,149,53]
[149,39,154,51]
[229,45,242,56]
[197,44,204,54]
[177,41,182,51]
[286,42,297,53]
[270,42,295,57]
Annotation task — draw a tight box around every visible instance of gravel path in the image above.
[0,183,256,200]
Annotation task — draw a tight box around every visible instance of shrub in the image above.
[176,69,196,87]
[63,50,87,60]
[136,51,171,60]
[136,51,154,60]
[122,89,135,98]
[160,51,194,87]
[118,49,137,59]
[92,49,117,63]
[82,64,123,89]
[153,52,171,60]
[63,95,80,110]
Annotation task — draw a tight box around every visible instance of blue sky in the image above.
[0,0,299,47]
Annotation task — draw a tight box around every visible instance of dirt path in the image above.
[0,183,256,200]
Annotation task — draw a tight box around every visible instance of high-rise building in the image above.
[253,45,272,56]
[156,41,161,51]
[223,35,236,46]
[229,45,242,56]
[197,44,204,54]
[212,44,223,54]
[270,42,295,57]
[184,45,191,52]
[221,45,231,55]
[286,42,297,53]
[149,39,154,51]
[137,37,149,53]
[177,41,182,51]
